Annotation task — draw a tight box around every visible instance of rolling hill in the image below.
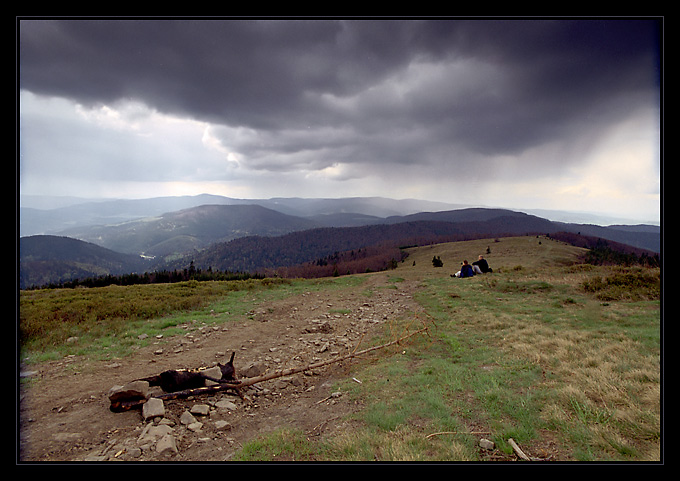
[158,211,566,275]
[53,204,321,258]
[19,235,149,289]
[382,208,660,253]
[19,194,240,236]
[19,194,465,237]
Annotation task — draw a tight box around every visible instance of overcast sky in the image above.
[18,18,662,222]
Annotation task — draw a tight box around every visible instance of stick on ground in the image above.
[508,438,532,461]
[110,326,429,412]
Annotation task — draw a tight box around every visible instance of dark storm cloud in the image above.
[20,19,659,129]
[20,20,419,128]
[19,17,661,209]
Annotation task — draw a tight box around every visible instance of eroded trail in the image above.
[19,272,424,462]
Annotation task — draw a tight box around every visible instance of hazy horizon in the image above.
[18,191,659,227]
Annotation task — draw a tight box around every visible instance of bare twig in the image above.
[508,438,532,461]
[426,431,491,439]
[233,326,429,389]
[315,392,342,404]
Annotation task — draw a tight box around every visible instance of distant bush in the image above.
[585,245,660,267]
[549,232,660,268]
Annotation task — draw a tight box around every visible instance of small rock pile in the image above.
[90,379,242,460]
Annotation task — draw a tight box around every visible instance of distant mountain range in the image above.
[19,194,467,236]
[18,194,661,289]
[51,204,320,258]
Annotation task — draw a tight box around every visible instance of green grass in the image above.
[19,275,364,363]
[292,238,660,462]
[232,427,331,461]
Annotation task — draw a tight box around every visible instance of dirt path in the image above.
[19,271,424,462]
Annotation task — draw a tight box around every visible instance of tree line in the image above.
[24,245,408,289]
[24,262,263,290]
[548,232,660,267]
[266,244,407,279]
[584,242,660,267]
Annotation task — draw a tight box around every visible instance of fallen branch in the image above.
[225,325,429,389]
[111,325,429,412]
[315,392,342,404]
[426,431,490,439]
[508,438,532,461]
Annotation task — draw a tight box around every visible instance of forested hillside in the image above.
[164,214,557,274]
[19,235,148,289]
[55,204,321,257]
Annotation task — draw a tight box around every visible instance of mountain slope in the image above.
[56,204,321,258]
[383,209,660,253]
[170,211,559,274]
[384,208,557,232]
[255,196,469,218]
[163,208,659,275]
[19,194,240,237]
[19,235,148,289]
[19,194,465,236]
[554,222,660,253]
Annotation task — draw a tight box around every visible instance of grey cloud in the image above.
[19,20,420,129]
[19,18,661,186]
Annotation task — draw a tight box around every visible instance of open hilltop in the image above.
[18,236,661,462]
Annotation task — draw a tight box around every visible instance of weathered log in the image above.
[110,326,429,412]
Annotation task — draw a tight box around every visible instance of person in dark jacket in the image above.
[472,255,492,273]
[459,260,475,278]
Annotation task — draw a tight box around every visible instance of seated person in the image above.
[472,255,492,273]
[456,260,475,278]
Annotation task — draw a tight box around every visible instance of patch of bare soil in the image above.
[19,272,423,462]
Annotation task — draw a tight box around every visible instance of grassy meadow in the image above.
[19,276,361,363]
[19,236,661,461]
[381,237,660,461]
